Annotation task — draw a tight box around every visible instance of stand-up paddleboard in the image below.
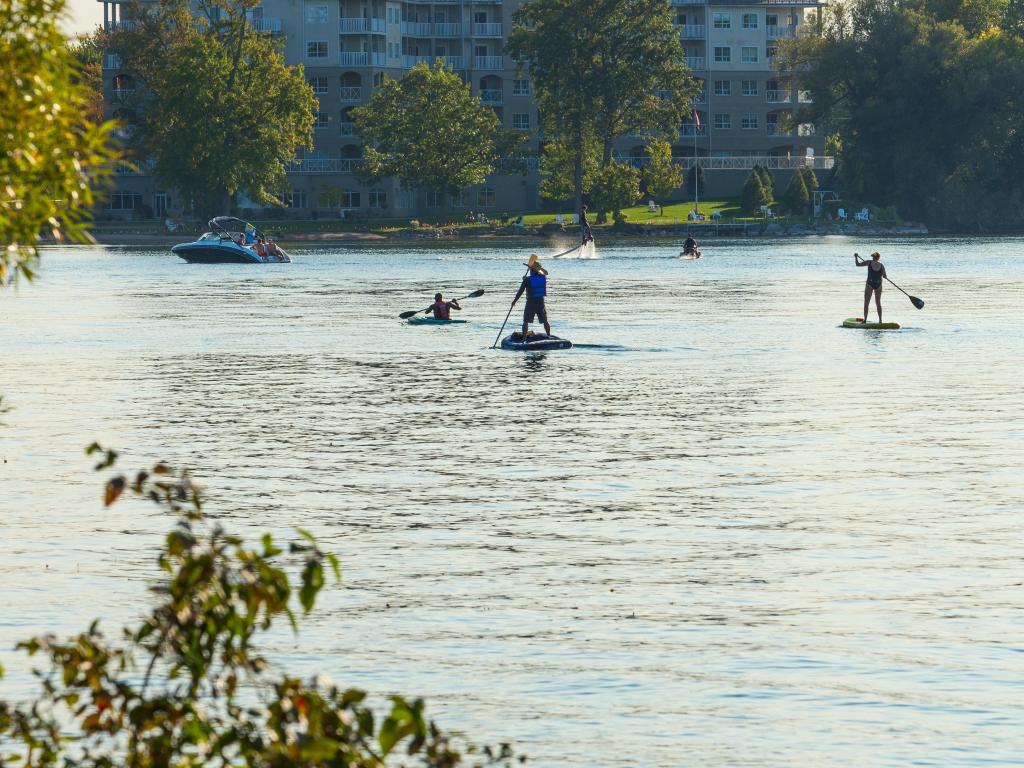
[407,317,468,325]
[500,333,573,351]
[842,317,901,330]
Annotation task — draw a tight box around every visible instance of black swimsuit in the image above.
[867,263,883,289]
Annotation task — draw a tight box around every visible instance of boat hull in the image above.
[172,243,265,264]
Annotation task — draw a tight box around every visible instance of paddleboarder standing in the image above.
[513,258,552,337]
[855,252,886,323]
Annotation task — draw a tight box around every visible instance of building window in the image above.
[513,78,530,96]
[306,41,328,58]
[714,113,731,129]
[714,79,731,96]
[450,190,470,207]
[477,187,495,207]
[767,45,778,59]
[108,191,136,210]
[153,192,168,217]
[766,13,778,26]
[368,189,387,208]
[741,112,759,130]
[512,112,530,131]
[284,190,307,208]
[426,190,443,208]
[342,190,361,208]
[713,12,730,28]
[373,72,385,88]
[741,47,758,64]
[314,112,329,129]
[714,46,731,63]
[304,4,328,24]
[741,79,758,96]
[742,13,758,28]
[387,7,399,23]
[309,76,329,95]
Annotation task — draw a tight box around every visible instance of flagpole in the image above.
[693,109,699,217]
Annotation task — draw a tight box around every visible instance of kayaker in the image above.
[513,258,552,337]
[580,205,594,246]
[683,235,699,256]
[426,292,461,321]
[855,251,886,322]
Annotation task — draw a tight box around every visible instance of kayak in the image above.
[500,333,573,351]
[842,318,901,330]
[407,317,468,325]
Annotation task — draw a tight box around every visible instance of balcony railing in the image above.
[679,24,705,37]
[340,86,362,101]
[401,21,432,35]
[402,54,432,67]
[680,125,707,136]
[685,56,706,69]
[474,22,503,36]
[434,22,465,35]
[479,88,503,105]
[339,51,386,66]
[339,122,357,137]
[766,89,791,103]
[287,158,358,174]
[113,88,135,101]
[671,155,834,170]
[765,124,788,136]
[339,18,386,34]
[250,17,282,33]
[106,19,135,31]
[474,55,503,69]
[766,25,798,38]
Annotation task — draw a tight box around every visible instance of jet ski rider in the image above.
[513,258,552,337]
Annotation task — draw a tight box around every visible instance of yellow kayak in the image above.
[842,318,901,330]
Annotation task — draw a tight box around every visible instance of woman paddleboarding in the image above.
[855,252,886,323]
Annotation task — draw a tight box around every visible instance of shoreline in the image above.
[87,221,933,248]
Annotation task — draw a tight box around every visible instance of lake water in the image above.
[1,236,1023,766]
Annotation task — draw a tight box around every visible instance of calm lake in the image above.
[1,236,1023,766]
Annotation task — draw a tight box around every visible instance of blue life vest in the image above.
[528,273,546,298]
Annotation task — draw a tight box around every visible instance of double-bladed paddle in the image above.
[399,289,484,319]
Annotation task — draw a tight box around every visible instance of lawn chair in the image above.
[648,200,657,213]
[555,214,564,225]
[837,208,847,220]
[855,207,870,221]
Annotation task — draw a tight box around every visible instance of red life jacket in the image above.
[433,300,450,320]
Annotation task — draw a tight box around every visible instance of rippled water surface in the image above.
[2,237,1024,766]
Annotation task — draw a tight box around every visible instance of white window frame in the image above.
[713,12,730,28]
[477,187,495,207]
[512,113,530,131]
[306,41,328,58]
[368,189,387,208]
[304,4,328,24]
[714,46,731,63]
[314,112,330,129]
[741,47,758,64]
[741,112,759,130]
[714,113,731,129]
[742,13,758,28]
[713,79,731,96]
[512,78,530,96]
[741,80,758,96]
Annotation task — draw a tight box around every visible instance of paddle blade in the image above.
[398,310,418,319]
[467,288,485,298]
[910,296,925,309]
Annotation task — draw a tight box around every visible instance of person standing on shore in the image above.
[513,259,552,337]
[856,252,886,322]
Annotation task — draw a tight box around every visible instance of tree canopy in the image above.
[0,0,117,284]
[107,0,316,218]
[644,139,683,202]
[784,0,1024,229]
[353,61,523,202]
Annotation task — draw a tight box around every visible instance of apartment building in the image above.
[98,0,831,219]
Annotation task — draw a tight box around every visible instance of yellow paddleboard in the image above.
[842,318,901,330]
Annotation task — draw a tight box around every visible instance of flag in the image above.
[694,111,701,129]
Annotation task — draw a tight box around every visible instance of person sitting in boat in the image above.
[580,205,594,245]
[683,235,699,256]
[513,258,552,337]
[856,251,886,323]
[265,238,287,261]
[254,237,267,259]
[427,292,461,320]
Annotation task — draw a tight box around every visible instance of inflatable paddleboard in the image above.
[842,318,901,330]
[407,317,468,325]
[500,333,573,351]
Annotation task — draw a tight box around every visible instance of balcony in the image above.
[287,158,358,174]
[766,89,791,103]
[474,22,503,36]
[106,19,135,31]
[340,122,357,137]
[765,124,788,136]
[250,17,282,33]
[104,54,122,69]
[766,25,798,38]
[113,88,135,101]
[691,92,707,105]
[479,88,503,105]
[671,0,707,5]
[474,55,503,69]
[340,86,362,100]
[339,51,386,66]
[680,125,707,136]
[401,20,432,36]
[685,56,706,69]
[434,22,465,35]
[438,55,466,68]
[402,54,432,67]
[679,24,705,37]
[339,18,386,34]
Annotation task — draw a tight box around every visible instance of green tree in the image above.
[68,29,106,124]
[783,170,810,214]
[799,165,819,193]
[538,140,599,202]
[108,0,316,217]
[587,161,641,222]
[353,61,522,214]
[0,0,117,284]
[741,169,769,215]
[684,163,706,201]
[753,164,774,202]
[0,447,517,768]
[643,139,683,205]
